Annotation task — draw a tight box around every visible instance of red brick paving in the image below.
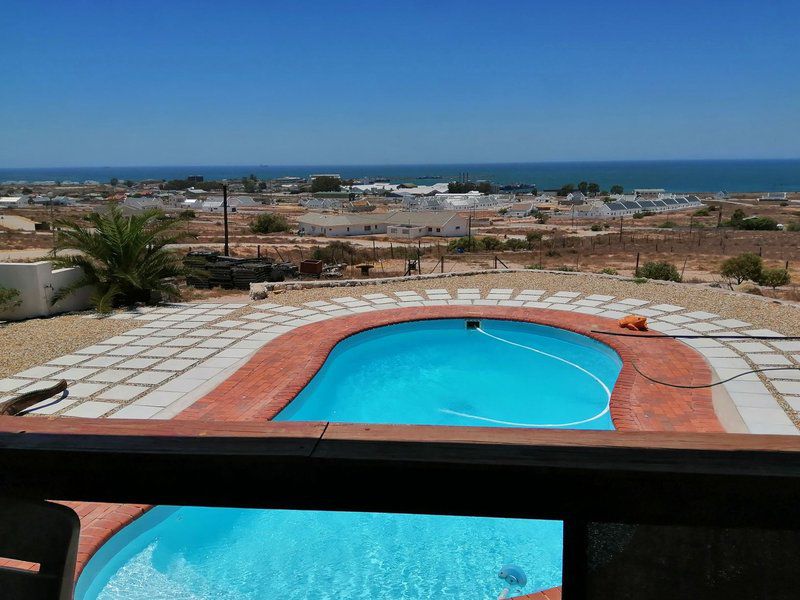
[67,306,722,597]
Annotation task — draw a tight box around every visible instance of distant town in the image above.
[1,171,798,299]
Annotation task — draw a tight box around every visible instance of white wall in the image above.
[0,261,92,321]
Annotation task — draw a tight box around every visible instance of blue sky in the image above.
[2,0,799,167]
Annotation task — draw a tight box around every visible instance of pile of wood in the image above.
[183,251,287,290]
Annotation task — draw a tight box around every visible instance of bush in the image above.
[738,217,779,231]
[503,238,527,251]
[311,176,341,193]
[250,213,290,234]
[694,208,710,216]
[786,221,800,232]
[760,268,791,289]
[179,210,196,219]
[632,211,651,219]
[658,221,677,229]
[637,261,681,282]
[590,223,603,231]
[0,286,21,311]
[52,206,189,312]
[525,264,544,270]
[599,267,618,275]
[525,231,543,248]
[312,241,361,263]
[481,236,503,251]
[720,253,763,285]
[448,236,476,252]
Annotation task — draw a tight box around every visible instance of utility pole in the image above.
[222,182,230,256]
[619,216,623,242]
[468,214,473,252]
[49,192,56,257]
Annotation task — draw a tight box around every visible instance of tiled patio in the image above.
[3,288,798,434]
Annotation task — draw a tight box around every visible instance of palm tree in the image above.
[52,205,190,313]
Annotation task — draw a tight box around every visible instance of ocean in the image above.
[1,159,798,193]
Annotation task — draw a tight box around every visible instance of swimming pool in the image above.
[276,318,621,429]
[78,318,621,599]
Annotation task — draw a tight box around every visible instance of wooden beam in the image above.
[1,419,800,528]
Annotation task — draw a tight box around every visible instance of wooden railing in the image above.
[2,418,800,598]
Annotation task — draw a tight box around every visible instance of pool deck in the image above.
[180,306,720,431]
[15,304,725,600]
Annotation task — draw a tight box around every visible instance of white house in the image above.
[297,213,387,237]
[758,192,788,203]
[504,202,536,218]
[554,195,703,219]
[561,191,586,205]
[124,197,163,211]
[384,211,467,238]
[0,196,29,209]
[297,211,468,238]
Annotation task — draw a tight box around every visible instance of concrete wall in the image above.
[0,261,92,321]
[0,214,37,231]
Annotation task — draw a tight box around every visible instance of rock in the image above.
[249,282,269,300]
[734,281,762,295]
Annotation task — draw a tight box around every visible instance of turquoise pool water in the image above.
[277,318,621,429]
[78,319,620,599]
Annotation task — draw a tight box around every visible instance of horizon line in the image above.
[2,157,800,171]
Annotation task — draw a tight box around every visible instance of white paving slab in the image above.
[98,385,148,401]
[64,401,118,418]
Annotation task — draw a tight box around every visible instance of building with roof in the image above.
[553,195,703,219]
[758,192,788,202]
[505,202,536,218]
[384,211,467,238]
[297,213,387,237]
[561,191,587,205]
[297,211,468,238]
[0,196,29,209]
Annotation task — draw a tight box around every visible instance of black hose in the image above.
[631,363,799,389]
[591,330,800,340]
[590,329,800,388]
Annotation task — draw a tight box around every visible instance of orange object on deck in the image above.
[618,315,648,331]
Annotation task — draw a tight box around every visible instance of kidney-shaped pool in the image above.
[77,318,622,599]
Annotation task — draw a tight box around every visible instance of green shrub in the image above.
[312,241,361,263]
[52,206,189,312]
[525,263,544,270]
[448,236,477,252]
[480,236,503,251]
[658,220,677,229]
[760,268,791,289]
[738,217,779,231]
[632,277,648,284]
[503,238,527,251]
[554,265,579,272]
[599,267,618,275]
[786,222,800,232]
[250,213,290,234]
[590,223,603,231]
[525,231,543,249]
[0,286,21,311]
[694,208,710,216]
[637,261,681,282]
[720,253,763,284]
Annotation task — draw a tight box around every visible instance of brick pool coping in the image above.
[62,306,721,597]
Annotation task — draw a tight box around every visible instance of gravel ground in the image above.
[269,271,800,335]
[0,313,137,379]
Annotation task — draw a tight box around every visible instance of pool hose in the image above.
[591,329,800,389]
